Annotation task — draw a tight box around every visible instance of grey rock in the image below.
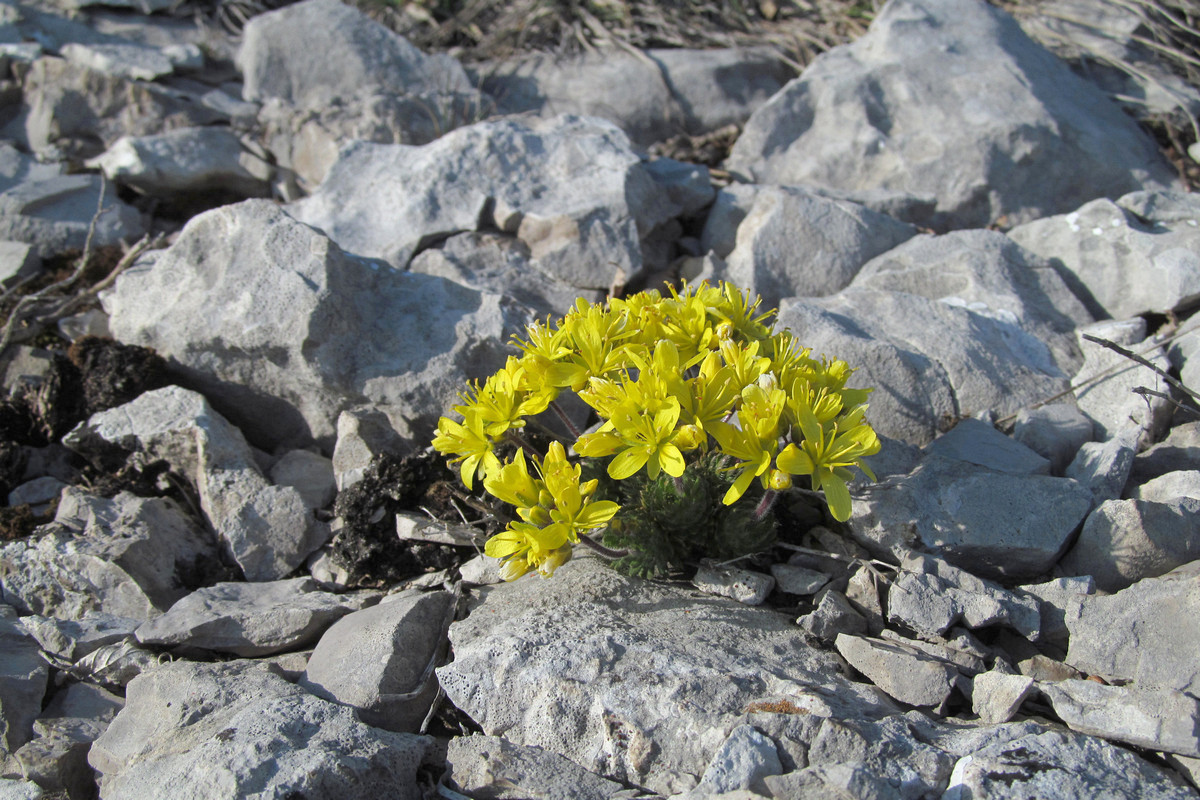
[268,449,337,511]
[0,612,47,755]
[437,556,895,795]
[886,554,1042,639]
[0,489,217,621]
[693,564,775,606]
[725,0,1179,230]
[845,565,887,635]
[444,734,627,800]
[877,630,988,677]
[695,724,782,794]
[1008,193,1200,319]
[769,563,829,596]
[289,115,691,289]
[0,153,145,259]
[300,589,454,733]
[104,200,528,451]
[395,513,486,548]
[1012,403,1094,474]
[1133,470,1200,503]
[482,47,794,147]
[775,288,1072,446]
[763,762,901,800]
[1017,575,1095,646]
[849,455,1093,580]
[1058,496,1200,592]
[1073,317,1173,444]
[63,386,329,582]
[1065,430,1138,502]
[798,589,868,641]
[86,127,272,200]
[6,477,65,512]
[835,633,958,709]
[22,56,224,161]
[409,231,606,318]
[238,0,470,109]
[1129,421,1200,487]
[971,671,1035,724]
[851,229,1093,373]
[942,728,1197,799]
[715,185,915,307]
[0,241,40,287]
[134,578,369,657]
[1065,561,1200,696]
[332,407,413,491]
[1018,655,1083,684]
[6,682,123,799]
[89,660,431,800]
[69,640,160,690]
[925,418,1051,475]
[458,554,504,586]
[17,612,138,662]
[59,41,180,81]
[1040,679,1200,757]
[0,779,43,800]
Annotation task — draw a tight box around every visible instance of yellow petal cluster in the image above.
[432,281,880,579]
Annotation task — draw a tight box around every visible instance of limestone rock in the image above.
[1040,679,1200,757]
[0,610,47,755]
[1011,403,1094,474]
[443,734,628,800]
[133,578,370,657]
[725,0,1179,230]
[63,386,329,582]
[925,418,1050,475]
[1072,317,1173,444]
[971,671,1035,724]
[835,634,959,709]
[102,200,529,451]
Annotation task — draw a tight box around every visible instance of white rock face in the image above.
[725,0,1180,230]
[103,201,529,451]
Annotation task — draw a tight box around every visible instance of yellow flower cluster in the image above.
[432,282,880,579]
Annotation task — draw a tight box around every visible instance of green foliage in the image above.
[430,281,880,581]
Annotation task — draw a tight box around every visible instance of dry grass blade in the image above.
[1080,332,1199,403]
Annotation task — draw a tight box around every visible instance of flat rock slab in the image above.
[444,735,628,800]
[886,554,1042,639]
[1040,679,1200,757]
[436,556,895,796]
[0,610,48,755]
[1065,561,1200,696]
[103,200,528,451]
[725,0,1178,230]
[135,578,371,657]
[835,633,958,709]
[89,660,431,800]
[849,455,1093,580]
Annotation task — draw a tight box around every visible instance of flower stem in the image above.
[754,489,778,521]
[549,400,582,440]
[577,533,629,559]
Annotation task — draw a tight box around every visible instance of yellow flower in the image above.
[432,410,500,490]
[776,404,880,521]
[578,399,687,481]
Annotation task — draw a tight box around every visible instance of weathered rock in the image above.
[942,728,1197,799]
[1058,496,1200,592]
[925,417,1050,475]
[437,556,895,795]
[238,0,470,109]
[712,185,915,307]
[725,0,1179,230]
[1132,470,1200,503]
[63,386,329,582]
[1017,575,1095,646]
[22,56,224,161]
[104,200,529,451]
[770,563,829,596]
[776,288,1072,446]
[1065,561,1200,695]
[481,47,794,147]
[1008,192,1200,319]
[0,489,218,621]
[1040,679,1200,757]
[849,455,1093,580]
[300,589,454,733]
[851,229,1092,373]
[0,778,44,800]
[0,144,145,259]
[89,660,431,800]
[1064,429,1137,502]
[86,127,272,201]
[0,241,39,287]
[1129,421,1200,487]
[59,41,191,81]
[134,578,370,657]
[288,115,703,288]
[878,630,988,677]
[331,407,413,491]
[835,634,959,709]
[443,734,628,800]
[0,609,47,756]
[971,671,1035,724]
[1011,403,1094,474]
[693,724,782,795]
[17,612,138,663]
[693,564,775,606]
[268,449,337,511]
[1072,318,1173,444]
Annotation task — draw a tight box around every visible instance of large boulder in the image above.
[724,0,1180,230]
[103,200,529,451]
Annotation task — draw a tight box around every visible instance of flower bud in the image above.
[767,469,793,491]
